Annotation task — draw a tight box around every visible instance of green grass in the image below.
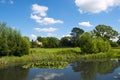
[0,48,81,69]
[0,47,120,69]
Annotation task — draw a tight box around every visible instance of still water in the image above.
[0,59,120,80]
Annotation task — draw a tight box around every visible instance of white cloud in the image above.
[78,21,92,27]
[30,34,37,40]
[75,0,120,13]
[30,14,41,21]
[31,4,63,25]
[34,27,57,32]
[32,4,48,17]
[35,17,63,25]
[34,72,63,80]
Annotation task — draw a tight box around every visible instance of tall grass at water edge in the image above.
[0,47,120,69]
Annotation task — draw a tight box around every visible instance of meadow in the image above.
[0,47,120,69]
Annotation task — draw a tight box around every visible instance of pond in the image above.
[0,59,120,80]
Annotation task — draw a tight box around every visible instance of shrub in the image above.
[79,32,111,54]
[0,22,30,56]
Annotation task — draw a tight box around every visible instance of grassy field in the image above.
[0,47,120,69]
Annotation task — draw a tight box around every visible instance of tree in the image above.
[0,22,30,56]
[46,37,60,48]
[117,36,120,46]
[79,32,111,54]
[70,27,84,47]
[97,37,111,52]
[60,36,71,47]
[31,40,38,48]
[93,25,118,41]
[79,33,98,54]
[37,36,48,47]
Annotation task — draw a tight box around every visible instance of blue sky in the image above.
[0,0,120,40]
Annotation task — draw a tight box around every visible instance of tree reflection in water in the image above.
[0,67,29,80]
[72,59,120,80]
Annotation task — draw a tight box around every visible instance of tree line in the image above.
[32,24,120,54]
[0,22,120,56]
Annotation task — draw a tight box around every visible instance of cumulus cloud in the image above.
[31,4,63,25]
[34,27,57,32]
[75,0,120,13]
[32,4,48,17]
[78,21,92,27]
[37,17,63,25]
[30,14,42,21]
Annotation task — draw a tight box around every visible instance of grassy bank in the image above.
[0,47,120,69]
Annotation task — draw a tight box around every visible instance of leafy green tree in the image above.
[70,27,84,47]
[21,37,30,55]
[0,22,30,56]
[60,36,71,47]
[31,40,38,48]
[93,25,118,41]
[97,37,111,52]
[109,40,118,47]
[0,23,9,56]
[46,37,60,48]
[37,36,48,47]
[79,33,98,54]
[117,36,120,46]
[79,32,111,54]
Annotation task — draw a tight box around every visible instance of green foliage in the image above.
[70,27,84,47]
[37,36,48,47]
[31,40,38,48]
[93,24,118,41]
[79,32,111,54]
[110,41,119,47]
[117,36,120,46]
[46,37,60,48]
[97,37,111,52]
[0,22,30,56]
[60,36,71,47]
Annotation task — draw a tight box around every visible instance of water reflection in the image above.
[32,72,63,80]
[0,59,120,80]
[72,60,120,80]
[0,67,29,80]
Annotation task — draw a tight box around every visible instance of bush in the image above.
[0,22,30,56]
[79,33,111,54]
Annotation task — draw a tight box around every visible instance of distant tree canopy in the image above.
[37,36,48,47]
[60,36,71,47]
[117,36,120,46]
[70,27,84,47]
[0,22,30,56]
[92,24,118,41]
[45,37,60,48]
[35,36,60,48]
[31,24,118,54]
